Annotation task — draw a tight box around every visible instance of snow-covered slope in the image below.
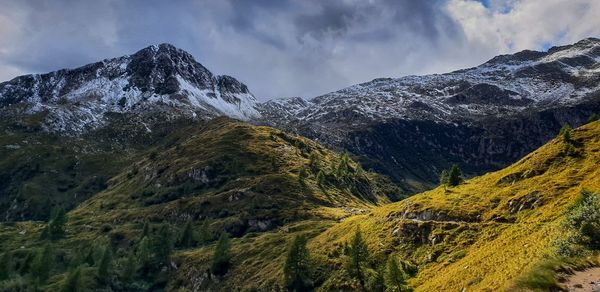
[257,38,600,193]
[0,44,260,133]
[259,38,600,127]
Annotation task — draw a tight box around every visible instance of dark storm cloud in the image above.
[294,0,453,42]
[2,0,595,99]
[0,0,465,99]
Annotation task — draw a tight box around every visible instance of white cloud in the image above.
[446,0,600,53]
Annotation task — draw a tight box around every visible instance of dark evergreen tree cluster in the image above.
[343,228,412,291]
[559,123,578,156]
[440,164,462,187]
[41,207,67,240]
[211,233,231,276]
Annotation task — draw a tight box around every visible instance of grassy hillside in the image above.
[1,118,598,291]
[0,117,400,290]
[311,120,600,291]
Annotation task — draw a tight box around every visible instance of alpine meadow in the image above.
[1,1,600,291]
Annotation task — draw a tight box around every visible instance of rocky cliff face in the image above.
[0,43,260,134]
[258,38,600,192]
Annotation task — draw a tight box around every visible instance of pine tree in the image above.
[98,246,112,283]
[211,233,231,276]
[0,252,10,281]
[61,265,82,292]
[384,256,405,292]
[42,207,67,240]
[152,224,173,267]
[346,227,369,286]
[447,164,462,187]
[31,245,52,284]
[559,123,572,143]
[284,235,312,291]
[336,153,350,177]
[589,113,599,123]
[121,253,137,282]
[178,220,196,248]
[137,236,152,272]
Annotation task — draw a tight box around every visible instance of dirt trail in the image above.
[563,267,600,291]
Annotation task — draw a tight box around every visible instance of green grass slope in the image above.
[312,120,600,291]
[0,117,401,290]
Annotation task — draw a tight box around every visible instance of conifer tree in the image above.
[211,233,231,276]
[178,220,196,248]
[121,253,137,282]
[346,227,369,286]
[384,256,406,292]
[42,207,67,240]
[137,236,152,272]
[152,224,173,267]
[61,265,83,292]
[284,235,312,291]
[559,123,572,143]
[98,246,112,283]
[447,164,462,187]
[31,245,52,284]
[336,153,350,177]
[589,113,599,123]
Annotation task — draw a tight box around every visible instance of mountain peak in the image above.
[0,44,260,133]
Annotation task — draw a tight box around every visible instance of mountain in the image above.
[312,120,600,291]
[0,44,260,134]
[2,118,596,291]
[0,118,401,290]
[258,38,600,193]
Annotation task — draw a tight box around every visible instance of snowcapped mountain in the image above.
[0,43,260,133]
[260,38,600,126]
[258,38,600,193]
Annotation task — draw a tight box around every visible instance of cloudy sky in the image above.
[1,0,599,100]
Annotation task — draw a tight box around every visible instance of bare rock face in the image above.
[257,38,600,193]
[0,43,260,134]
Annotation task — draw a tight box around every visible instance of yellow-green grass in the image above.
[310,121,600,291]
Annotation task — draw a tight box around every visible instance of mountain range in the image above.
[1,38,600,291]
[3,39,599,194]
[258,37,600,192]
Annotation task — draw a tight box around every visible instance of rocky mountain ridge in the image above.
[257,38,600,192]
[0,43,260,133]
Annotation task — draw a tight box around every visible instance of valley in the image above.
[0,38,599,291]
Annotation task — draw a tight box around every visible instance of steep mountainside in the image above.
[311,120,600,291]
[0,118,401,290]
[3,116,594,291]
[258,38,600,193]
[0,44,259,134]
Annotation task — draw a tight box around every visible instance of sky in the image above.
[1,0,599,101]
